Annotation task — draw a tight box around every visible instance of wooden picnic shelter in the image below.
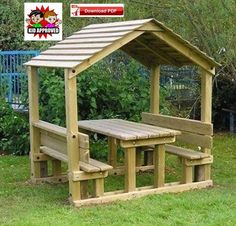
[24,18,220,207]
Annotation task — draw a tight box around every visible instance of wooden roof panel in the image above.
[24,18,220,69]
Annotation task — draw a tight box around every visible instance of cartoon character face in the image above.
[31,14,43,23]
[45,15,57,24]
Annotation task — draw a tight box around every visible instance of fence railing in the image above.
[0,50,39,109]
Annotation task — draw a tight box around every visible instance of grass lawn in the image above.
[0,133,235,226]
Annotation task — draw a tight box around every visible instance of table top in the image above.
[78,119,181,141]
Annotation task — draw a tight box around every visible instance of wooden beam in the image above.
[200,67,214,181]
[150,65,160,114]
[154,144,165,187]
[27,66,43,179]
[108,137,117,168]
[142,112,213,135]
[73,180,213,207]
[143,23,216,75]
[64,68,81,201]
[134,39,180,66]
[125,147,136,192]
[69,30,145,78]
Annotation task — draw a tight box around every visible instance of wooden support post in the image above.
[199,67,214,181]
[52,160,61,177]
[28,66,46,179]
[94,178,104,197]
[125,147,136,192]
[150,65,160,114]
[154,144,165,187]
[108,137,117,168]
[136,150,142,167]
[182,164,193,184]
[64,69,81,202]
[81,181,88,199]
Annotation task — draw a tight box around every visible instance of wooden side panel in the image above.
[142,112,213,135]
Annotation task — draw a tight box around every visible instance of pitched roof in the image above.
[24,18,220,73]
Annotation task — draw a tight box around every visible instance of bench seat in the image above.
[40,146,112,173]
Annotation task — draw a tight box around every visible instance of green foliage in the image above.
[0,98,29,155]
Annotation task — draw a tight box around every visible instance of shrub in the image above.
[0,98,29,155]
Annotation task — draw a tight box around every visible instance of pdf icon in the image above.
[70,4,124,17]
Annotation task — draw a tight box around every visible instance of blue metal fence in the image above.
[0,50,39,109]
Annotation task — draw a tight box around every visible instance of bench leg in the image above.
[40,161,48,178]
[108,137,117,168]
[154,144,165,188]
[136,150,142,167]
[144,151,153,166]
[52,159,61,176]
[194,165,206,182]
[125,147,136,192]
[93,178,104,197]
[182,162,193,184]
[81,181,89,199]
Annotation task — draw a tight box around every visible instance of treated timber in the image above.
[28,66,42,178]
[150,65,160,114]
[25,60,78,68]
[73,180,213,207]
[69,30,145,78]
[68,31,130,39]
[125,147,136,192]
[142,112,213,135]
[64,68,81,201]
[154,144,165,187]
[143,23,216,74]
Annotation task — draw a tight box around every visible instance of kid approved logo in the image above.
[24,3,62,41]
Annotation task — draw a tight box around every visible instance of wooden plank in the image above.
[28,66,41,179]
[150,65,160,114]
[64,68,81,201]
[24,60,78,68]
[89,158,113,171]
[33,120,67,137]
[33,153,53,161]
[33,55,91,61]
[84,19,152,29]
[72,171,108,181]
[75,24,143,34]
[165,145,210,160]
[60,37,121,44]
[120,136,175,148]
[136,150,142,167]
[68,31,130,39]
[125,147,136,192]
[31,175,68,184]
[143,23,216,74]
[69,30,144,77]
[108,137,117,168]
[41,49,102,55]
[154,144,165,187]
[109,165,154,176]
[177,132,212,149]
[51,43,111,49]
[185,156,213,166]
[142,112,213,135]
[73,180,213,207]
[40,146,68,162]
[79,161,100,173]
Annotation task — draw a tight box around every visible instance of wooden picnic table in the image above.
[78,119,181,192]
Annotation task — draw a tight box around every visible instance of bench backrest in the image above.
[141,112,213,149]
[33,120,90,162]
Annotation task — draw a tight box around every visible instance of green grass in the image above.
[0,133,236,226]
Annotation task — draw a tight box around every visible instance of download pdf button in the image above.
[71,4,124,17]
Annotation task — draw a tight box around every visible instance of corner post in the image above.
[145,65,161,165]
[198,67,214,181]
[150,65,161,114]
[28,66,43,180]
[64,69,81,202]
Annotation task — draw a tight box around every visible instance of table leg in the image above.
[108,137,117,168]
[125,147,136,192]
[154,144,165,187]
